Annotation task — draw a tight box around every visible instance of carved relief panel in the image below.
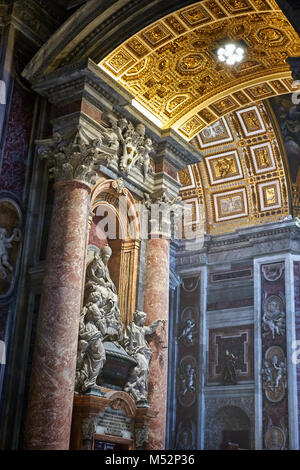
[0,198,22,299]
[261,262,288,449]
[172,275,200,450]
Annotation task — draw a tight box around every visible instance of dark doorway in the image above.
[222,430,250,449]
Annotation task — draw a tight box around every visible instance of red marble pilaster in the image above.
[143,237,170,450]
[24,180,91,450]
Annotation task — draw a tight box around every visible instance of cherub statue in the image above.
[136,137,153,180]
[177,318,195,345]
[261,360,273,389]
[179,362,196,397]
[0,227,22,280]
[272,355,286,391]
[101,119,120,151]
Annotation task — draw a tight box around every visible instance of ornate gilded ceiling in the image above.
[178,101,290,234]
[99,0,300,140]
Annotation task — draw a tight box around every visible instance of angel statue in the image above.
[123,310,166,406]
[137,137,153,180]
[75,245,122,395]
[0,227,22,280]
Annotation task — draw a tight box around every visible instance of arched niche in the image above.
[0,198,22,298]
[208,405,251,450]
[89,178,141,326]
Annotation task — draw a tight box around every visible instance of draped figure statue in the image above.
[75,245,122,394]
[123,310,166,406]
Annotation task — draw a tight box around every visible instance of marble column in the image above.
[24,127,105,450]
[143,191,176,450]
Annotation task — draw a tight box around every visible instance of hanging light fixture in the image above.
[217,43,245,65]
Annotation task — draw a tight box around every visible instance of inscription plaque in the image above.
[96,406,133,439]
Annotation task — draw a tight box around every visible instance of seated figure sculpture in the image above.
[75,245,122,394]
[123,310,166,407]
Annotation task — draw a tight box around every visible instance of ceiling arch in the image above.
[99,0,300,139]
[22,0,203,81]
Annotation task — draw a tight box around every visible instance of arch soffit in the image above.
[22,1,300,144]
[90,178,141,240]
[22,0,200,82]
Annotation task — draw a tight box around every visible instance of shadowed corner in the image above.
[0,81,6,105]
[0,340,6,365]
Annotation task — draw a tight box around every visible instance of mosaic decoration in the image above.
[208,325,254,383]
[100,1,300,139]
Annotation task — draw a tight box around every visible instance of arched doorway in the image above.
[208,405,251,450]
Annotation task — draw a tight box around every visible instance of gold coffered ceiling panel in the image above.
[178,101,290,235]
[99,0,300,140]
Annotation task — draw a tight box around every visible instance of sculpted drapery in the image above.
[75,245,122,394]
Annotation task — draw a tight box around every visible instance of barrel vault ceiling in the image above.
[99,0,300,140]
[178,101,290,235]
[99,0,298,234]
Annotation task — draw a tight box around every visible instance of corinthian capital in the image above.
[144,190,181,207]
[143,190,182,238]
[36,126,110,185]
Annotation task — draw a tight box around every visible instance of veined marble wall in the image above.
[0,80,34,411]
[294,261,300,447]
[174,274,201,450]
[260,262,288,450]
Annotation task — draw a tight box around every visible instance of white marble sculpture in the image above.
[123,310,166,406]
[179,362,196,397]
[261,354,287,402]
[101,118,154,177]
[75,245,122,394]
[262,296,285,339]
[0,227,22,280]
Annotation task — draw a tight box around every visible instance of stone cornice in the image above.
[11,0,62,48]
[174,219,300,268]
[21,0,203,82]
[156,136,201,169]
[31,59,202,169]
